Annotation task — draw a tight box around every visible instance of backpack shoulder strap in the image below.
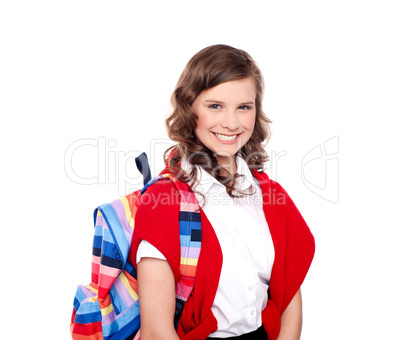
[141,173,202,328]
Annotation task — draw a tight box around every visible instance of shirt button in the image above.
[248,285,253,291]
[250,309,255,316]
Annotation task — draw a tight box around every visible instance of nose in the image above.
[220,110,240,131]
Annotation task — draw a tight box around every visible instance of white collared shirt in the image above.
[137,156,275,337]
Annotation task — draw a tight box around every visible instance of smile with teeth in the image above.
[213,132,239,141]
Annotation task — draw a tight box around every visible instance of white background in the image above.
[1,1,401,339]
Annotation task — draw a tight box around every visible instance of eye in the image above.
[238,105,251,110]
[209,104,221,109]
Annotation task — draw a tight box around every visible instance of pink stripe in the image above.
[92,262,100,275]
[177,283,192,291]
[111,200,133,242]
[92,255,100,264]
[180,202,199,212]
[176,283,193,300]
[181,246,201,259]
[100,264,121,278]
[98,273,116,290]
[179,190,198,204]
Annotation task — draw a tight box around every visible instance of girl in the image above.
[130,44,315,340]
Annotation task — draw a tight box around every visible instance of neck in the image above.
[216,155,237,176]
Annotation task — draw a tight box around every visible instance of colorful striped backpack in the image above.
[70,153,202,339]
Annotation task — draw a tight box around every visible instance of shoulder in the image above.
[252,170,290,204]
[253,169,302,206]
[254,171,314,245]
[136,178,180,213]
[131,178,182,282]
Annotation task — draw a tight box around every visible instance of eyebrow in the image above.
[205,99,255,105]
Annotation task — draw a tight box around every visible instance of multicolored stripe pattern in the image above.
[71,174,201,339]
[141,174,202,302]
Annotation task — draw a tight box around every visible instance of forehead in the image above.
[199,78,256,102]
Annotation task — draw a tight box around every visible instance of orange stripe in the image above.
[88,282,98,291]
[179,264,196,277]
[98,294,112,309]
[124,269,139,294]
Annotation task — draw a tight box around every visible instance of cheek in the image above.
[243,113,257,131]
[196,111,216,131]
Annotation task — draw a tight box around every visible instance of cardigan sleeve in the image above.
[276,181,315,313]
[129,179,182,284]
[258,173,315,340]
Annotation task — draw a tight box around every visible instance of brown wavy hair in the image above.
[164,44,272,198]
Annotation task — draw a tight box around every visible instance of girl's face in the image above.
[192,78,256,165]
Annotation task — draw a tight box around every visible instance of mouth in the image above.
[212,132,241,142]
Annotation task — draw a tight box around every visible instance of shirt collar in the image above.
[180,155,257,195]
[235,155,258,192]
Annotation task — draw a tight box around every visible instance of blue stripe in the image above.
[102,301,140,337]
[179,220,201,236]
[101,240,119,258]
[125,262,137,279]
[109,284,127,314]
[99,203,130,266]
[102,228,114,244]
[105,316,140,340]
[93,235,102,249]
[140,175,165,195]
[179,221,191,236]
[101,254,123,269]
[73,298,102,323]
[93,247,101,257]
[191,228,202,242]
[73,297,82,312]
[190,221,202,232]
[188,220,202,230]
[179,211,201,223]
[180,235,190,247]
[109,288,121,315]
[189,241,201,248]
[94,224,103,236]
[93,208,99,226]
[75,310,102,324]
[74,285,95,306]
[124,261,134,273]
[74,296,82,311]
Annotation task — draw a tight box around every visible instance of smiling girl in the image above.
[130,44,315,340]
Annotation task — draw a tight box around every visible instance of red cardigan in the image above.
[129,169,315,340]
